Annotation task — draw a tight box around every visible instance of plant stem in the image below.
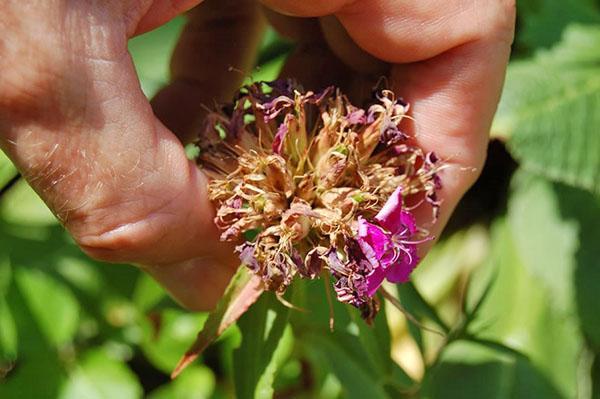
[380,287,445,337]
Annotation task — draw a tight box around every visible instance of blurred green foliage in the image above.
[2,1,600,398]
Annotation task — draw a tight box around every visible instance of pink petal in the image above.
[357,217,392,263]
[272,120,289,154]
[375,187,404,233]
[366,266,387,297]
[386,245,418,283]
[400,210,417,236]
[375,187,418,237]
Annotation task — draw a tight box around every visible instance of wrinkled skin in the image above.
[0,0,515,310]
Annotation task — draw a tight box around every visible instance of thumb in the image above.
[0,1,237,309]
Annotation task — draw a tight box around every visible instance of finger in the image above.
[278,41,354,92]
[264,0,515,247]
[262,0,515,63]
[151,0,266,144]
[318,15,388,76]
[338,0,515,63]
[0,2,238,309]
[261,6,322,42]
[391,37,514,249]
[132,0,203,35]
[144,254,239,311]
[260,0,350,17]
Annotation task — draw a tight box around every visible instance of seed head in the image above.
[196,80,443,321]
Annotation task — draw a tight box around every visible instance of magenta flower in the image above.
[356,187,420,296]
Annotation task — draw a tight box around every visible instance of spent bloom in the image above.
[195,79,442,322]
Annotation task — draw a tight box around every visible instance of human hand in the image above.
[0,0,515,310]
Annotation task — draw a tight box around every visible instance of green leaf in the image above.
[148,366,215,399]
[0,179,58,225]
[0,255,11,295]
[233,293,293,399]
[397,282,449,334]
[493,24,600,194]
[592,354,600,399]
[60,349,142,399]
[509,171,600,351]
[0,257,16,361]
[302,332,392,399]
[172,267,263,377]
[508,172,579,312]
[465,219,582,397]
[290,278,413,398]
[0,297,17,361]
[421,340,563,399]
[141,309,208,374]
[550,186,600,351]
[348,300,392,373]
[128,16,185,97]
[517,0,600,50]
[15,268,79,348]
[132,274,166,312]
[255,27,293,66]
[246,54,288,83]
[0,151,18,188]
[0,346,66,399]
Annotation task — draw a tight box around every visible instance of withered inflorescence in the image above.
[196,80,442,321]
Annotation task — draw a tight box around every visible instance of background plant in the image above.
[1,1,600,397]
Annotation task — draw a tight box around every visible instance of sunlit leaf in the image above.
[508,172,578,312]
[550,186,600,351]
[494,24,600,194]
[0,179,58,225]
[142,309,208,374]
[465,219,582,397]
[148,366,215,399]
[509,171,600,350]
[0,151,18,188]
[15,268,79,348]
[60,349,142,399]
[129,17,186,97]
[132,274,166,312]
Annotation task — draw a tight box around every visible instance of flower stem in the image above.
[380,286,445,337]
[323,272,335,332]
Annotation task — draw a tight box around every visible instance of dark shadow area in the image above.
[443,139,518,237]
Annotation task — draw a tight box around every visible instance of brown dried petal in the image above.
[299,247,327,279]
[316,149,348,190]
[295,175,315,202]
[281,198,318,241]
[354,123,382,163]
[265,155,294,197]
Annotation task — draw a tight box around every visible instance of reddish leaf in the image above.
[171,267,263,378]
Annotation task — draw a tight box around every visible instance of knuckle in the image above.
[73,212,168,264]
[68,186,196,265]
[479,0,517,44]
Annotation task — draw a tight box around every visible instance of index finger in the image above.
[261,0,516,241]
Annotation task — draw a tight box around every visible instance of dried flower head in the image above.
[195,79,443,321]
